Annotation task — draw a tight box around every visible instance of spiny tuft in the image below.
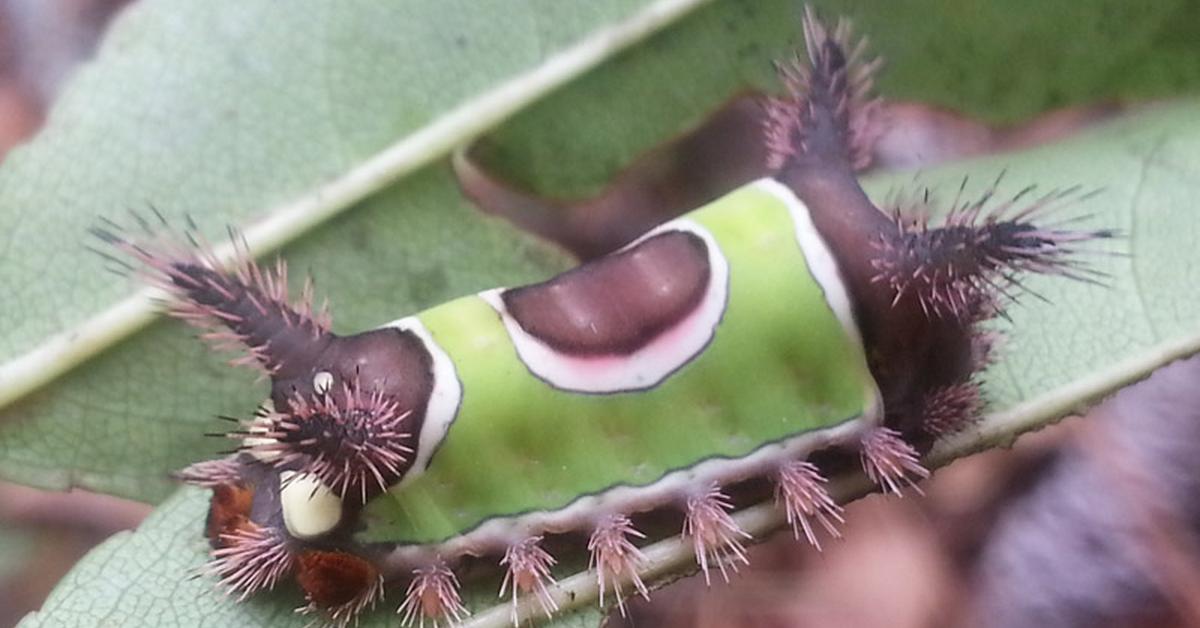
[207,523,295,600]
[398,561,467,628]
[683,484,751,585]
[588,514,649,616]
[763,5,882,172]
[921,382,985,438]
[234,383,412,503]
[500,536,559,623]
[93,215,331,375]
[872,179,1113,320]
[176,457,245,487]
[861,427,930,496]
[776,460,844,550]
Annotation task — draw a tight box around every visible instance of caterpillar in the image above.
[97,7,1109,627]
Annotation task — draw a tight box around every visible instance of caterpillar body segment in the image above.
[104,7,1112,627]
[362,179,881,551]
[168,175,890,626]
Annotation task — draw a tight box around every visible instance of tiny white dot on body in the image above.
[313,371,334,395]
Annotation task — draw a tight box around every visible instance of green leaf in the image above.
[0,0,712,501]
[476,0,1200,196]
[10,0,1200,626]
[18,487,607,627]
[23,98,1200,627]
[2,0,1198,507]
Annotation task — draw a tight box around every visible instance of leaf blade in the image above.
[0,0,712,499]
[22,97,1200,628]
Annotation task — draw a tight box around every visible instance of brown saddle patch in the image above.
[502,230,712,356]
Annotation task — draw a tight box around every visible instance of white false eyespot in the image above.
[313,371,335,395]
[280,471,343,540]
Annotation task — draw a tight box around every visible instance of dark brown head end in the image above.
[232,382,414,504]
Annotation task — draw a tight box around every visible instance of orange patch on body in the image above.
[206,483,254,548]
[296,550,380,609]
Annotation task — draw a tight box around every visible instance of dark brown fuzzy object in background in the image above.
[968,357,1200,628]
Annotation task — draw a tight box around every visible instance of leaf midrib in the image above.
[0,0,714,413]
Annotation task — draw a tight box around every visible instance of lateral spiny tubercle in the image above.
[97,6,1110,626]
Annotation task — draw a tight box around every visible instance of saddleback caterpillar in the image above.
[98,7,1110,627]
